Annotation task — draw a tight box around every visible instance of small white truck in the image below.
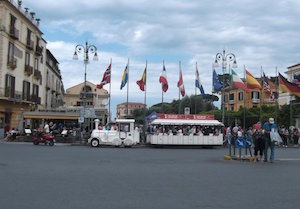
[88,119,140,147]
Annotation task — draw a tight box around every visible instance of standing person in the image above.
[44,122,50,134]
[293,128,299,147]
[263,118,277,163]
[253,127,264,162]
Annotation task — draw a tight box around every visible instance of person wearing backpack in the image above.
[262,118,277,163]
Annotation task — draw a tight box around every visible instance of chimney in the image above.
[30,12,35,21]
[18,0,22,10]
[24,8,29,17]
[36,18,41,28]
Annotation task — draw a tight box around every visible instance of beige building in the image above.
[224,78,277,111]
[0,0,50,136]
[116,102,146,118]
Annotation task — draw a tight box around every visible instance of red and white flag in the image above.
[159,64,168,92]
[97,63,111,89]
[177,69,185,97]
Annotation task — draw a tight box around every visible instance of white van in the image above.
[88,119,140,147]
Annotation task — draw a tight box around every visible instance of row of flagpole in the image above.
[97,58,300,125]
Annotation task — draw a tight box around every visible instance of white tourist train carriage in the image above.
[147,114,224,146]
[88,119,140,147]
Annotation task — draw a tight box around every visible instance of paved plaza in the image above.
[0,142,300,209]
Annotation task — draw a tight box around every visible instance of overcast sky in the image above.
[22,0,300,117]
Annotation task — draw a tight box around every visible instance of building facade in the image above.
[224,78,277,111]
[0,0,48,135]
[45,49,64,109]
[116,102,146,118]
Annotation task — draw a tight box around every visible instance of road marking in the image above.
[278,158,300,161]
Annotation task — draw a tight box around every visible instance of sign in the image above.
[157,113,214,120]
[184,107,190,115]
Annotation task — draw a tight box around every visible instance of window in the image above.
[224,94,228,102]
[5,74,15,98]
[8,42,14,63]
[9,14,16,33]
[251,91,260,99]
[229,93,234,101]
[25,52,30,66]
[238,92,243,101]
[34,58,39,70]
[32,84,39,97]
[22,81,30,101]
[27,28,32,46]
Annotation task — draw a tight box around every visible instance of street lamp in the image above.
[73,41,98,143]
[214,49,237,126]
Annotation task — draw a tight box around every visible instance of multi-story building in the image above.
[0,0,48,135]
[64,81,109,128]
[45,49,64,109]
[116,102,146,118]
[224,78,277,111]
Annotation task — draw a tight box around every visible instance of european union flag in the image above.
[213,69,223,92]
[120,65,128,90]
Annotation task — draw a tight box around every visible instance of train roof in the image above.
[150,119,224,126]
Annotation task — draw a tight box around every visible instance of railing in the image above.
[229,100,235,104]
[7,58,17,70]
[0,88,22,103]
[264,98,275,103]
[9,25,19,40]
[251,98,260,104]
[26,40,34,50]
[31,95,41,104]
[24,65,33,75]
[34,70,42,80]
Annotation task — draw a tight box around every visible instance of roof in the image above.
[116,119,135,123]
[150,119,224,126]
[117,102,146,106]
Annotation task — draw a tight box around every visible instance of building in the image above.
[64,81,109,128]
[45,49,64,109]
[116,102,146,118]
[224,78,277,111]
[0,0,48,136]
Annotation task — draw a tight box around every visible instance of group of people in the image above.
[227,118,300,163]
[148,125,221,136]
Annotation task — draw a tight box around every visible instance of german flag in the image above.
[279,73,300,97]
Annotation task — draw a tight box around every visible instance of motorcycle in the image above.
[33,131,56,146]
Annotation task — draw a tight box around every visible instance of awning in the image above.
[24,111,79,120]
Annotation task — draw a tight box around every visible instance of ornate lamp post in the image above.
[73,41,98,142]
[214,50,237,126]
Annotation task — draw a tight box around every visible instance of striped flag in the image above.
[97,63,111,89]
[263,72,275,101]
[177,69,185,97]
[159,64,168,92]
[195,65,205,95]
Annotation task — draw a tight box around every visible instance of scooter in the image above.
[33,131,56,146]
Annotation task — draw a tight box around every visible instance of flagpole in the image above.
[195,62,198,114]
[178,61,181,114]
[108,58,112,123]
[144,60,147,107]
[275,66,278,124]
[260,66,263,124]
[243,65,246,131]
[127,58,129,117]
[162,60,164,104]
[143,60,147,144]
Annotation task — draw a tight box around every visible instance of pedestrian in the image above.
[263,118,277,163]
[292,128,299,147]
[44,122,50,134]
[253,127,264,162]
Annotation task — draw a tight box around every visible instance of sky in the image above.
[20,0,300,118]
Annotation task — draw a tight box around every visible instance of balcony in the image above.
[46,83,51,91]
[229,100,235,104]
[80,92,94,100]
[0,88,22,103]
[7,58,17,70]
[9,26,19,40]
[264,98,275,103]
[26,40,34,50]
[35,45,43,56]
[31,95,41,104]
[24,65,33,76]
[34,70,42,80]
[251,98,260,104]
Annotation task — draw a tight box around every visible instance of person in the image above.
[253,127,264,162]
[263,117,277,163]
[292,128,299,147]
[44,122,50,134]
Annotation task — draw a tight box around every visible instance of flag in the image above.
[136,66,146,91]
[177,69,185,97]
[279,73,300,97]
[246,69,261,89]
[159,64,168,92]
[212,69,223,92]
[97,63,111,89]
[120,64,128,90]
[232,69,248,91]
[195,66,205,95]
[293,74,300,85]
[263,72,275,100]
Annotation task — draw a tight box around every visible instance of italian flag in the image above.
[232,69,248,91]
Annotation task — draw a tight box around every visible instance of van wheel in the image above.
[91,139,99,147]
